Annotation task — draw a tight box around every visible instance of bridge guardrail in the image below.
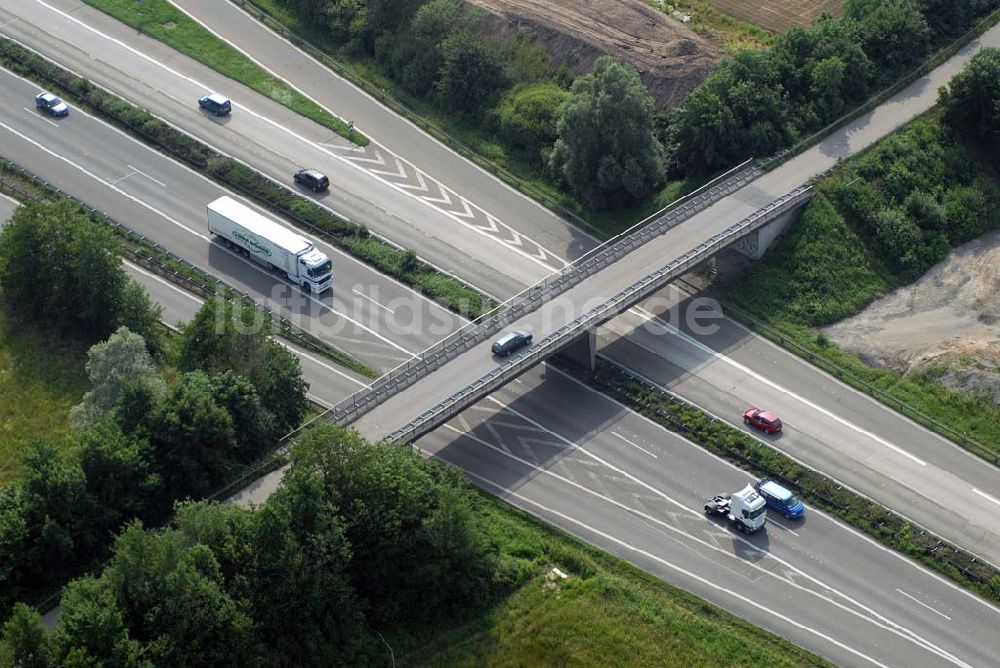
[384,186,814,443]
[324,159,763,426]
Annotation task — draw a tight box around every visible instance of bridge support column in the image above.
[734,203,805,260]
[559,328,597,372]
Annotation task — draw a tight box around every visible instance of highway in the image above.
[3,3,997,665]
[3,0,997,566]
[5,154,1000,666]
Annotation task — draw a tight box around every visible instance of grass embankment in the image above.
[399,494,829,666]
[0,305,87,483]
[713,114,1000,463]
[81,0,365,146]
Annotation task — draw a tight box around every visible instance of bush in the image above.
[495,82,570,154]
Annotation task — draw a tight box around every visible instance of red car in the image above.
[743,407,782,434]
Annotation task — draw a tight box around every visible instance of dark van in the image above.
[198,93,232,116]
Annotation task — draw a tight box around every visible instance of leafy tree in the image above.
[846,0,930,82]
[0,200,126,340]
[79,420,162,532]
[115,281,164,358]
[291,426,495,624]
[208,371,279,462]
[874,207,922,268]
[144,372,237,499]
[436,30,508,112]
[71,327,165,430]
[550,57,665,208]
[940,48,1000,148]
[904,190,946,231]
[50,577,141,666]
[18,441,98,584]
[97,523,257,666]
[0,603,51,668]
[411,0,463,42]
[495,82,571,155]
[180,299,308,433]
[0,485,28,610]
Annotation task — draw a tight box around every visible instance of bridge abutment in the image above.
[733,198,809,260]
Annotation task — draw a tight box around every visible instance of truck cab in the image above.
[729,484,767,532]
[299,249,333,293]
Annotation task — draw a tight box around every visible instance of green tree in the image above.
[180,299,308,433]
[0,485,28,609]
[550,56,665,208]
[436,30,508,112]
[291,426,494,624]
[846,0,930,82]
[71,327,165,430]
[0,603,51,668]
[19,442,98,584]
[79,420,162,532]
[51,577,142,666]
[208,371,279,462]
[116,281,164,358]
[0,200,126,340]
[940,48,1000,148]
[144,372,237,499]
[495,82,571,156]
[99,523,257,666]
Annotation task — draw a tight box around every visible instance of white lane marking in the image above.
[476,397,973,665]
[896,589,952,621]
[628,307,928,466]
[461,470,891,668]
[542,362,1000,612]
[123,261,202,304]
[972,488,1000,507]
[765,521,800,537]
[127,164,167,187]
[611,431,658,458]
[24,107,59,127]
[31,0,563,273]
[0,117,413,356]
[352,288,395,314]
[436,423,963,667]
[124,260,366,386]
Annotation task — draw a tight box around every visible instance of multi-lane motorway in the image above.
[2,0,1000,664]
[3,0,998,568]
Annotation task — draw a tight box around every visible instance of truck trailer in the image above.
[207,196,332,293]
[704,484,767,533]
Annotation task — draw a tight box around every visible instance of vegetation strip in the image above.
[0,157,373,378]
[0,37,493,320]
[552,356,1000,604]
[80,0,365,146]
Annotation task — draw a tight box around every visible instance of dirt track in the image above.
[467,0,721,108]
[824,230,1000,401]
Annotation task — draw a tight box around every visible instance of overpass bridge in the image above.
[329,150,825,443]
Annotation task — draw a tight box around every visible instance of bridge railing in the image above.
[383,185,815,443]
[325,158,763,426]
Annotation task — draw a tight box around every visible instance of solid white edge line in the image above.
[896,588,953,621]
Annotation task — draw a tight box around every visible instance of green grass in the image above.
[397,496,829,666]
[0,303,88,483]
[81,0,366,146]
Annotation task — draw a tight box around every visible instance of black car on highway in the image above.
[294,168,330,192]
[492,330,532,356]
[198,92,232,117]
[35,92,69,117]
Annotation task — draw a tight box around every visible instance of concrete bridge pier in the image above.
[733,198,809,260]
[557,327,597,372]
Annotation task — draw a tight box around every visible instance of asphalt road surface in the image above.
[4,197,997,666]
[4,0,998,565]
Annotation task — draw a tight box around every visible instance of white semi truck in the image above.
[207,196,333,294]
[704,484,767,533]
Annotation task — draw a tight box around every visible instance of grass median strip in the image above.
[552,355,1000,605]
[81,0,365,146]
[0,37,494,320]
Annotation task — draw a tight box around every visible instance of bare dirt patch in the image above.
[823,230,1000,401]
[702,0,844,33]
[467,0,722,109]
